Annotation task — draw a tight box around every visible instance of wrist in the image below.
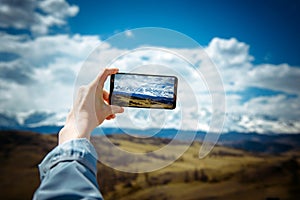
[58,121,91,145]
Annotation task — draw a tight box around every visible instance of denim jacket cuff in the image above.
[38,138,98,180]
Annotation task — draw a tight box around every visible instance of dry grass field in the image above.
[111,94,174,109]
[0,131,299,200]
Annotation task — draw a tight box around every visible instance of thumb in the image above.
[107,105,124,115]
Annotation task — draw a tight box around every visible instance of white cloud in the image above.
[205,37,300,95]
[38,0,79,18]
[0,27,299,134]
[245,64,300,95]
[0,32,100,69]
[243,95,300,120]
[206,37,254,68]
[0,0,79,35]
[0,33,101,113]
[203,37,300,133]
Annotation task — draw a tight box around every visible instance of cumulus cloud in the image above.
[243,95,300,120]
[0,21,299,133]
[0,59,34,84]
[246,64,300,95]
[0,33,101,113]
[206,37,300,95]
[0,33,100,68]
[204,37,300,133]
[206,37,254,67]
[0,0,79,34]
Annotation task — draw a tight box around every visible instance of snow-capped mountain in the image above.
[114,85,174,99]
[113,74,175,99]
[0,110,66,133]
[1,109,299,135]
[1,109,300,154]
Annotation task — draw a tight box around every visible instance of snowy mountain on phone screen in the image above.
[114,74,175,99]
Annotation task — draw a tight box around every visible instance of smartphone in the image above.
[109,73,178,109]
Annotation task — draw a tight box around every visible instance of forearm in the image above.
[58,111,91,145]
[33,139,103,200]
[33,68,123,199]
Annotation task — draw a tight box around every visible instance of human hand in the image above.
[58,68,124,144]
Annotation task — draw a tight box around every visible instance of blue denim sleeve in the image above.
[33,139,103,200]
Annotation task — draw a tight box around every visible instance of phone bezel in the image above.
[109,72,178,109]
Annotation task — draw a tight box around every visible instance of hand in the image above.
[58,68,124,144]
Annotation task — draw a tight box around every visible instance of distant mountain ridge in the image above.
[1,108,299,135]
[1,110,300,155]
[98,127,300,154]
[112,91,174,104]
[1,123,299,155]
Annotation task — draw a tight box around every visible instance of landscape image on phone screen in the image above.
[110,73,177,109]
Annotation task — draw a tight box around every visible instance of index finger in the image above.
[92,68,119,89]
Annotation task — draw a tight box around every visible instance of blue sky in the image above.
[0,0,300,133]
[67,0,300,66]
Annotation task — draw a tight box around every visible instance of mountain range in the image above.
[114,84,174,99]
[1,110,300,155]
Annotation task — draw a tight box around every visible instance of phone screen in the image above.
[109,73,178,109]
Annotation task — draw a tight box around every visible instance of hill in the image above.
[0,130,300,200]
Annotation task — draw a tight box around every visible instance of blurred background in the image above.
[0,0,299,199]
